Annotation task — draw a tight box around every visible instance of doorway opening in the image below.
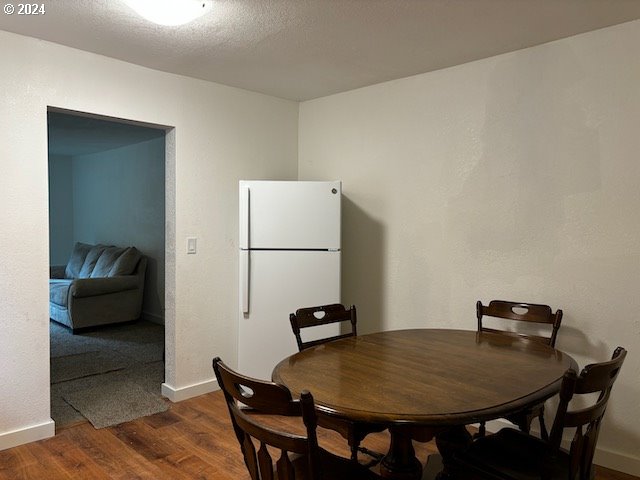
[47,108,172,430]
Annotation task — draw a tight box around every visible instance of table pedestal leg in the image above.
[380,426,423,480]
[434,426,472,480]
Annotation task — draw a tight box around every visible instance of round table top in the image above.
[272,329,577,426]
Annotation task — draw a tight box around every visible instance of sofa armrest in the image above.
[50,265,67,279]
[70,276,139,298]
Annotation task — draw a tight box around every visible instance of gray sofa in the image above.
[50,242,147,333]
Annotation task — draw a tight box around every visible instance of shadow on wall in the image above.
[596,383,640,462]
[342,196,385,334]
[544,320,613,417]
[143,255,164,323]
[555,323,610,362]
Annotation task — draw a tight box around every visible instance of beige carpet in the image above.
[50,320,165,428]
[51,350,129,382]
[63,380,168,429]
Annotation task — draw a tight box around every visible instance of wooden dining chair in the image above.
[289,304,386,466]
[476,299,563,439]
[212,357,381,480]
[290,303,359,351]
[452,347,627,480]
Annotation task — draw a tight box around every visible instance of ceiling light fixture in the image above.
[122,0,213,27]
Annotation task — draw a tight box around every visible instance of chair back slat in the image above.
[568,426,585,479]
[581,420,601,479]
[476,300,563,346]
[290,304,357,351]
[276,450,295,480]
[549,347,627,480]
[213,357,321,480]
[258,443,274,480]
[294,332,355,351]
[243,434,259,480]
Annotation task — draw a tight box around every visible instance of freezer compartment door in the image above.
[238,250,340,380]
[239,180,341,250]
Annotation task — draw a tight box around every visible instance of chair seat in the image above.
[293,447,381,479]
[455,428,571,480]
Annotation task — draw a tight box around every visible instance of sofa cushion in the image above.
[90,246,127,278]
[65,242,92,279]
[78,245,107,278]
[50,279,73,307]
[108,247,142,276]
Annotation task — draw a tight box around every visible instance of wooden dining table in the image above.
[272,328,577,480]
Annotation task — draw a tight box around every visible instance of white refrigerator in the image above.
[238,180,341,380]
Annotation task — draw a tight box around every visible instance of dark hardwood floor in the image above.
[0,391,636,479]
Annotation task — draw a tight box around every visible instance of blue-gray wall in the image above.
[48,155,74,265]
[48,137,165,323]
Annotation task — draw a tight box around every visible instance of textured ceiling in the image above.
[2,0,640,101]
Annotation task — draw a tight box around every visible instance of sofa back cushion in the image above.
[90,246,127,278]
[65,242,92,279]
[77,245,107,278]
[108,247,142,277]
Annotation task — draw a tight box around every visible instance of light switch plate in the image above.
[186,237,197,254]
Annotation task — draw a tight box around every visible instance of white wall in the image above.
[299,20,640,475]
[0,30,298,448]
[48,155,74,265]
[72,137,166,323]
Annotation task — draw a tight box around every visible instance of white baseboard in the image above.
[0,419,55,451]
[480,419,640,476]
[161,378,219,403]
[595,447,640,477]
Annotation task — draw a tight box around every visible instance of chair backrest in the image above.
[212,357,321,480]
[476,300,563,347]
[290,303,357,351]
[549,347,627,480]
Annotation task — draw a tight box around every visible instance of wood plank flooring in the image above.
[0,391,636,479]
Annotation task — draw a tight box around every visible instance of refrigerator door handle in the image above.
[240,250,250,314]
[240,185,250,249]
